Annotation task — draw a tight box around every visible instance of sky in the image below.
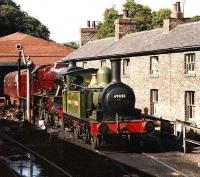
[14,0,200,43]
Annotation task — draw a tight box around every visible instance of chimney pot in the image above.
[92,21,96,28]
[176,1,181,12]
[123,9,129,19]
[87,20,90,28]
[173,3,177,13]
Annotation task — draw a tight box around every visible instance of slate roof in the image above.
[0,32,74,65]
[62,37,116,61]
[62,21,200,62]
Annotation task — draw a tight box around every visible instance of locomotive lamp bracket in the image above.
[16,44,23,50]
[16,44,27,65]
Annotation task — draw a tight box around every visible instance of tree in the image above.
[96,7,119,39]
[0,0,50,40]
[0,0,19,9]
[152,8,171,28]
[63,41,79,49]
[96,0,174,39]
[190,16,200,22]
[0,5,26,36]
[123,0,152,31]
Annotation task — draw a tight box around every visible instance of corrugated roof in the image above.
[0,32,74,65]
[62,21,200,62]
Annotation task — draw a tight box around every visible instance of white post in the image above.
[174,120,177,136]
[183,125,186,153]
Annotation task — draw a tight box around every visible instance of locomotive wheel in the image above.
[74,125,81,139]
[83,127,91,144]
[129,135,143,152]
[92,135,102,149]
[44,111,50,124]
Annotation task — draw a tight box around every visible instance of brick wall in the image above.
[114,18,137,40]
[80,28,97,46]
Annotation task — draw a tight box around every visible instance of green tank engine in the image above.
[62,66,112,120]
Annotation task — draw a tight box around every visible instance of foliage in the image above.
[96,7,119,39]
[63,41,79,49]
[190,16,200,22]
[0,0,19,9]
[0,0,50,40]
[96,0,173,39]
[123,0,152,31]
[152,8,171,28]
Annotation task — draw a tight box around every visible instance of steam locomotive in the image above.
[3,62,68,125]
[59,58,155,148]
[3,57,155,149]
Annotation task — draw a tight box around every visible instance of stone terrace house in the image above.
[62,2,200,125]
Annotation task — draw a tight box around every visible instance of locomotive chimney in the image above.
[110,58,121,83]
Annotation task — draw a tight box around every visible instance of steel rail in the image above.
[0,132,73,177]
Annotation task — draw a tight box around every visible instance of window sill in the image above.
[150,73,159,78]
[122,74,130,78]
[186,119,197,126]
[185,72,196,77]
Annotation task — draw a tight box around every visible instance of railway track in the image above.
[57,130,199,177]
[1,119,199,177]
[0,131,73,177]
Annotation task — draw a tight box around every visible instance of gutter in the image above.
[62,45,200,63]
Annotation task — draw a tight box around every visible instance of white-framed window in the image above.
[150,56,159,76]
[150,89,158,116]
[123,58,130,75]
[101,60,106,67]
[82,62,87,68]
[185,53,196,75]
[185,91,195,120]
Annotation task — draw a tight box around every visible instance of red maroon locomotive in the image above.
[3,62,68,125]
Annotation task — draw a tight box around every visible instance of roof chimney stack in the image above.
[114,9,137,41]
[163,1,190,33]
[80,20,97,46]
[171,1,183,19]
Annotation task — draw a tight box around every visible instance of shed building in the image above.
[0,32,74,96]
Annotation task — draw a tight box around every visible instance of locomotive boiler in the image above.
[62,58,155,149]
[3,62,68,125]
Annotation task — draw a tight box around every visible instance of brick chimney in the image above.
[171,1,183,19]
[114,9,137,41]
[80,20,97,46]
[163,1,190,33]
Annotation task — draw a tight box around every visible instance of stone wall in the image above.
[78,51,200,124]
